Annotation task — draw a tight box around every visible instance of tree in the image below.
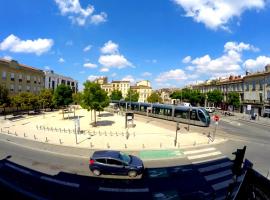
[53,84,73,119]
[125,89,139,102]
[147,92,162,103]
[110,90,123,101]
[16,92,39,114]
[207,89,223,107]
[228,92,240,110]
[0,85,10,119]
[81,81,109,126]
[39,89,54,110]
[72,92,82,105]
[169,89,205,106]
[170,90,182,100]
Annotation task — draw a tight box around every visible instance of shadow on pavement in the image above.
[93,120,115,126]
[98,113,114,117]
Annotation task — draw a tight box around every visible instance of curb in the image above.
[238,118,270,128]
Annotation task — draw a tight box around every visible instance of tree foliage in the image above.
[81,81,109,126]
[170,89,205,106]
[125,89,139,102]
[0,85,10,107]
[14,92,39,113]
[207,89,223,106]
[228,92,240,109]
[72,92,82,105]
[53,84,73,108]
[147,92,162,103]
[110,90,123,101]
[39,89,54,109]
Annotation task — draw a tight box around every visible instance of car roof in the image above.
[92,150,120,159]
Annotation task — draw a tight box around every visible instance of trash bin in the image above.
[251,114,257,120]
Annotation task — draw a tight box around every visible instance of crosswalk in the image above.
[183,146,243,200]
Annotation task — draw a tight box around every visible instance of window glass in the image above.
[96,159,106,164]
[107,159,123,166]
[190,109,199,121]
[198,110,206,122]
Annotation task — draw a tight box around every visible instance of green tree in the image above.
[228,92,240,110]
[207,89,223,106]
[110,90,123,100]
[147,92,162,103]
[170,90,182,100]
[125,89,139,102]
[0,85,10,119]
[81,81,109,126]
[72,92,82,105]
[53,84,73,119]
[17,92,39,114]
[39,89,54,110]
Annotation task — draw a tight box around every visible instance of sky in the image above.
[1,0,270,90]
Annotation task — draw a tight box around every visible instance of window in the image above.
[10,84,14,91]
[190,109,199,121]
[259,80,263,90]
[107,159,123,166]
[18,85,22,92]
[96,159,106,164]
[2,71,6,80]
[18,74,23,82]
[198,110,206,122]
[245,83,249,91]
[267,76,270,86]
[267,90,270,100]
[10,73,15,81]
[27,75,30,83]
[38,77,41,84]
[252,81,256,91]
[33,76,37,84]
[26,85,30,92]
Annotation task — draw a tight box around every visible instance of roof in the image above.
[131,85,152,89]
[0,58,43,73]
[112,80,130,83]
[92,150,120,159]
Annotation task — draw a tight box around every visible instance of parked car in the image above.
[89,150,144,177]
[205,107,215,113]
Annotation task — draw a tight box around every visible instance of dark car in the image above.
[89,150,144,177]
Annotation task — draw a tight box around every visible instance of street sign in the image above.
[247,105,251,111]
[213,115,220,121]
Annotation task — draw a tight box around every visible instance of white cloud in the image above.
[122,75,134,83]
[91,12,107,25]
[100,67,109,72]
[0,34,53,55]
[224,41,259,52]
[101,40,119,54]
[155,69,187,83]
[83,45,92,52]
[88,75,99,81]
[173,0,266,30]
[182,56,192,63]
[185,65,195,71]
[243,56,270,71]
[83,62,97,68]
[59,57,65,63]
[54,0,107,26]
[3,55,12,60]
[44,66,50,70]
[142,72,152,77]
[98,54,132,69]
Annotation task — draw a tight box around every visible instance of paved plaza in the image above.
[0,107,226,151]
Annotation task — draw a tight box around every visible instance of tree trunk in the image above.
[91,109,92,121]
[4,107,6,120]
[94,110,97,126]
[62,109,64,119]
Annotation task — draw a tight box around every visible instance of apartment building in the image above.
[44,70,78,93]
[0,59,44,95]
[111,81,130,98]
[131,83,152,103]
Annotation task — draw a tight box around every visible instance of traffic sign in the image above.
[213,115,220,121]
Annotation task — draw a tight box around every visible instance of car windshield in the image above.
[119,152,131,164]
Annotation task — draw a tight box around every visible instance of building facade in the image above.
[111,81,130,98]
[0,59,45,95]
[131,85,152,103]
[44,70,78,93]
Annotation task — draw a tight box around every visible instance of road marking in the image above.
[98,187,149,192]
[184,147,216,155]
[198,161,232,173]
[187,151,222,160]
[205,170,232,181]
[5,163,32,175]
[212,179,233,191]
[40,176,80,188]
[192,156,226,164]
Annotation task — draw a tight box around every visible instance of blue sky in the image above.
[1,0,270,90]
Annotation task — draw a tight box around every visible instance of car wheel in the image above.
[92,169,101,176]
[128,170,137,177]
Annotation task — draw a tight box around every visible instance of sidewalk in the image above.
[0,109,226,152]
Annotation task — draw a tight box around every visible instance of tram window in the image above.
[174,109,188,118]
[198,110,206,122]
[190,110,199,120]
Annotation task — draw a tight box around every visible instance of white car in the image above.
[205,107,215,113]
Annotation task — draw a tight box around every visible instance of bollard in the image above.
[99,130,100,134]
[142,144,145,149]
[0,128,2,132]
[160,143,162,148]
[24,133,26,137]
[133,132,135,137]
[15,132,17,136]
[36,125,38,130]
[125,144,127,149]
[193,141,196,146]
[8,130,10,134]
[64,128,65,133]
[90,142,93,148]
[45,137,49,142]
[107,143,110,149]
[60,128,62,133]
[69,129,71,134]
[59,139,62,144]
[34,135,37,140]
